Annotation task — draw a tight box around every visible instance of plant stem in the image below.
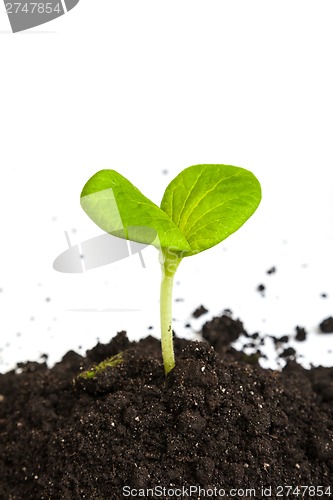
[160,272,175,374]
[160,248,182,375]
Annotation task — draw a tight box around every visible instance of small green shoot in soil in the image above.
[81,165,261,374]
[78,352,124,380]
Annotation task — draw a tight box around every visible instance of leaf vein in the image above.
[187,218,230,243]
[184,199,237,235]
[175,166,209,227]
[181,171,242,232]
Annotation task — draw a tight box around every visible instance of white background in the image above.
[0,1,333,372]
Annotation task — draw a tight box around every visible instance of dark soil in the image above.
[320,317,333,334]
[192,305,208,318]
[1,315,333,499]
[295,326,307,342]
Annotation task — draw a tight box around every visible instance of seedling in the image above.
[80,164,261,374]
[78,352,124,380]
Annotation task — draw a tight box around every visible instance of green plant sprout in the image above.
[78,352,124,380]
[80,165,261,375]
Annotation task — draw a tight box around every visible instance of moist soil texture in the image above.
[0,315,333,499]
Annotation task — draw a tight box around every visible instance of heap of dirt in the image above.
[0,315,333,499]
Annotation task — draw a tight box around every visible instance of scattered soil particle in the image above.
[257,283,265,293]
[271,334,289,346]
[202,314,245,353]
[320,317,333,334]
[1,317,333,499]
[295,326,307,342]
[192,305,208,318]
[244,342,256,349]
[266,266,277,274]
[321,293,328,298]
[279,334,289,343]
[279,347,296,359]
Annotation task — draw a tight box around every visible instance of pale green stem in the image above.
[160,248,182,375]
[160,272,175,374]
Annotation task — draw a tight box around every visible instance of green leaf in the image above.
[80,170,191,252]
[160,164,261,256]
